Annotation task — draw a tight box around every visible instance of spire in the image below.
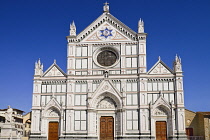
[138,18,144,33]
[35,58,43,76]
[70,21,76,36]
[173,55,182,73]
[103,2,109,13]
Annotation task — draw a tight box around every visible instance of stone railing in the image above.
[187,136,204,140]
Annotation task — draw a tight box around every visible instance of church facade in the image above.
[30,3,187,140]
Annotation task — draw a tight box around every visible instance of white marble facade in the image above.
[30,3,187,140]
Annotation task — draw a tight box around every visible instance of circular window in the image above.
[94,47,119,68]
[97,50,117,66]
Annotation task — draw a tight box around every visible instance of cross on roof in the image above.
[104,2,109,6]
[103,2,109,13]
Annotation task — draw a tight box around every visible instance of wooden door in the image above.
[48,122,59,140]
[156,121,167,140]
[186,128,193,136]
[100,116,114,140]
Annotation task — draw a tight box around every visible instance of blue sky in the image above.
[0,0,210,113]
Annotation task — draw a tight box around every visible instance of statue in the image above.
[104,70,109,78]
[5,105,13,123]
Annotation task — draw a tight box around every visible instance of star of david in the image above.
[100,28,113,39]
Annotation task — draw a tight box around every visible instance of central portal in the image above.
[156,121,167,140]
[48,122,59,140]
[100,116,114,140]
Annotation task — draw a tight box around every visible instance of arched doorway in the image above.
[96,96,117,140]
[46,107,60,140]
[153,105,171,140]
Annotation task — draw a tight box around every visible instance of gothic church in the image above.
[30,3,187,140]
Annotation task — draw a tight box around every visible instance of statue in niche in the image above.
[104,70,109,78]
[5,105,14,123]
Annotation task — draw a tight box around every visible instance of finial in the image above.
[179,56,182,63]
[35,61,38,68]
[175,54,181,63]
[72,20,75,26]
[139,18,143,24]
[158,56,161,60]
[174,54,182,72]
[54,59,56,64]
[103,2,109,13]
[52,92,55,99]
[70,21,76,36]
[138,18,144,33]
[38,58,41,64]
[159,90,163,97]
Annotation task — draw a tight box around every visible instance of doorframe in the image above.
[152,116,168,139]
[48,121,60,140]
[155,121,167,140]
[97,111,116,140]
[47,119,60,140]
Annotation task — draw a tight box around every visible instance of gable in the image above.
[74,13,137,43]
[152,94,171,115]
[82,22,132,42]
[90,79,123,109]
[43,97,61,116]
[148,60,174,75]
[42,63,66,77]
[92,80,122,99]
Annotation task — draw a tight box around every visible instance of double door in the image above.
[48,122,59,140]
[100,116,114,140]
[156,121,167,140]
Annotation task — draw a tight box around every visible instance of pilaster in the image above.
[137,33,147,73]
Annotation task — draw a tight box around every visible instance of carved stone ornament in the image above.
[47,108,60,117]
[97,97,116,109]
[103,85,109,91]
[154,106,168,116]
[97,26,116,41]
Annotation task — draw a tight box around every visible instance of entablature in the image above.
[67,74,139,80]
[147,78,174,82]
[41,80,67,85]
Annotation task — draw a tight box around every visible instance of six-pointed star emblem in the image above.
[100,28,113,39]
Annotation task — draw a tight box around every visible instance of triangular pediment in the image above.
[42,62,66,77]
[74,13,137,43]
[92,80,122,99]
[82,22,132,42]
[148,59,174,75]
[43,97,61,112]
[152,94,171,116]
[153,94,171,108]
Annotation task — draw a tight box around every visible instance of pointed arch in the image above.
[97,96,116,109]
[45,106,61,118]
[92,92,122,109]
[42,98,62,118]
[152,95,172,117]
[153,105,170,116]
[90,80,122,109]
